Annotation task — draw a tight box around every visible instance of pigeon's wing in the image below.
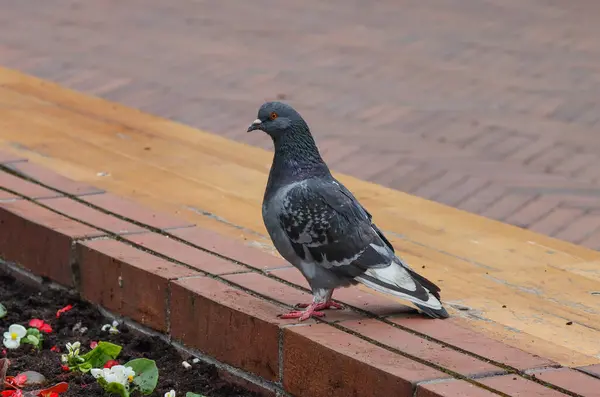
[278,179,395,280]
[333,178,395,253]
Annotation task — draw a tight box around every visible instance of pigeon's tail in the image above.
[355,261,449,319]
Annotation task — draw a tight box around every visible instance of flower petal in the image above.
[8,324,27,337]
[3,338,20,349]
[90,368,103,379]
[29,319,44,329]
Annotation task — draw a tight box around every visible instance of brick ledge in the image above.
[0,151,597,397]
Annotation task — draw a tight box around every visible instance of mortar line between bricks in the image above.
[452,180,494,209]
[574,367,600,380]
[0,176,583,396]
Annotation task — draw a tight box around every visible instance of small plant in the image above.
[91,358,158,397]
[0,303,6,319]
[62,341,121,373]
[2,324,45,350]
[101,321,120,335]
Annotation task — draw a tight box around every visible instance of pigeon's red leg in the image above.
[279,303,326,321]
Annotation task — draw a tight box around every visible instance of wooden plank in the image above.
[1,66,599,366]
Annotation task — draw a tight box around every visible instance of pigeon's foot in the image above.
[295,301,344,311]
[279,301,344,321]
[279,301,340,321]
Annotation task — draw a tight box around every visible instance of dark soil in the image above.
[0,273,258,397]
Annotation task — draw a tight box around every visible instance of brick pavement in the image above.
[0,0,599,249]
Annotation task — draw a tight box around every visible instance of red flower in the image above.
[50,345,60,352]
[36,382,68,396]
[29,319,44,328]
[60,365,70,372]
[1,391,23,397]
[89,341,98,349]
[29,319,53,333]
[56,305,73,319]
[103,360,119,369]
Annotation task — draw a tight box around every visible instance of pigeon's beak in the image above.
[247,119,263,132]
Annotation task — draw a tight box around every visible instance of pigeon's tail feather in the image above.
[414,303,449,319]
[355,262,449,319]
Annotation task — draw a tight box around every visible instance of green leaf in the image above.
[75,341,122,373]
[24,335,39,346]
[186,393,206,397]
[125,358,158,395]
[26,328,41,337]
[0,303,6,318]
[102,380,130,397]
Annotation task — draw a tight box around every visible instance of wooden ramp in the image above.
[0,66,599,368]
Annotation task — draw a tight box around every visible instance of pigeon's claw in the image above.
[279,303,328,321]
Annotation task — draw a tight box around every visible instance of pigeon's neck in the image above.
[266,128,330,195]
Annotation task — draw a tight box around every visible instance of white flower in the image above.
[101,320,120,334]
[164,391,176,397]
[66,341,81,356]
[2,324,27,349]
[91,365,135,386]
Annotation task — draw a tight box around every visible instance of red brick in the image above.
[479,374,568,396]
[170,226,289,270]
[578,364,600,379]
[529,208,584,236]
[581,230,600,250]
[0,150,26,164]
[0,171,61,199]
[170,277,297,381]
[6,162,103,196]
[0,200,103,286]
[82,193,193,230]
[390,317,555,370]
[412,172,467,200]
[283,323,446,397]
[577,364,600,379]
[434,176,489,207]
[480,194,536,221]
[124,232,246,274]
[504,197,560,228]
[342,318,501,377]
[77,239,198,331]
[269,267,417,316]
[223,272,366,322]
[417,379,498,397]
[553,213,600,243]
[40,196,147,235]
[531,368,600,397]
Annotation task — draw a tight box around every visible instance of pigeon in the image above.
[247,101,449,321]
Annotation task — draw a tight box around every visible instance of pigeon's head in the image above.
[247,101,307,138]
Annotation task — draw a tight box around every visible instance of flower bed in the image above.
[0,273,257,397]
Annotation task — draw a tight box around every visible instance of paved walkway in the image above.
[1,0,599,249]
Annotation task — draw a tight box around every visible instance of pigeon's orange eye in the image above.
[269,112,278,120]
